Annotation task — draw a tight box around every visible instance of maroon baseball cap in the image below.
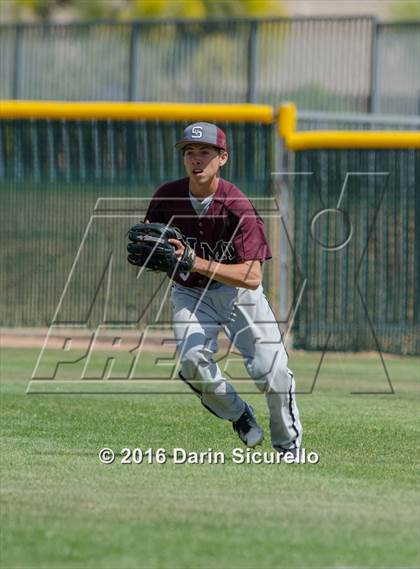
[175,122,227,152]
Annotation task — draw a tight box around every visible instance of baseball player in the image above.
[139,122,302,455]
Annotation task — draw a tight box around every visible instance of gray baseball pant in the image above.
[170,282,302,451]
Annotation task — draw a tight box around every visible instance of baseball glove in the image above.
[126,222,195,273]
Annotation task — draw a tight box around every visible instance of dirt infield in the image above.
[1,328,401,360]
[0,327,233,353]
[0,327,175,351]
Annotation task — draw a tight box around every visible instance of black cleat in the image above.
[232,404,264,448]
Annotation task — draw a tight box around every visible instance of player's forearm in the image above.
[192,257,261,289]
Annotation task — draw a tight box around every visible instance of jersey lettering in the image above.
[185,237,198,249]
[200,240,235,261]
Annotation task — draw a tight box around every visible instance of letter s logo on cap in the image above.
[191,126,203,139]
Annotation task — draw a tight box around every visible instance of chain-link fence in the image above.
[373,22,420,115]
[1,17,419,114]
[290,148,419,355]
[0,118,274,328]
[283,111,420,354]
[1,106,418,353]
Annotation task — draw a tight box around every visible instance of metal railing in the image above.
[1,17,419,114]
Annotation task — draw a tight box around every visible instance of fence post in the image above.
[414,172,420,328]
[13,25,24,100]
[368,18,380,113]
[247,21,257,103]
[128,23,140,101]
[272,132,294,348]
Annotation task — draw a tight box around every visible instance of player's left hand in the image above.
[127,223,195,273]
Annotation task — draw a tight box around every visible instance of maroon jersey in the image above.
[145,177,272,288]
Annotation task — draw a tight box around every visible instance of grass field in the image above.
[1,347,419,569]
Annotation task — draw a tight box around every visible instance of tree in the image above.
[2,0,286,23]
[388,0,420,21]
